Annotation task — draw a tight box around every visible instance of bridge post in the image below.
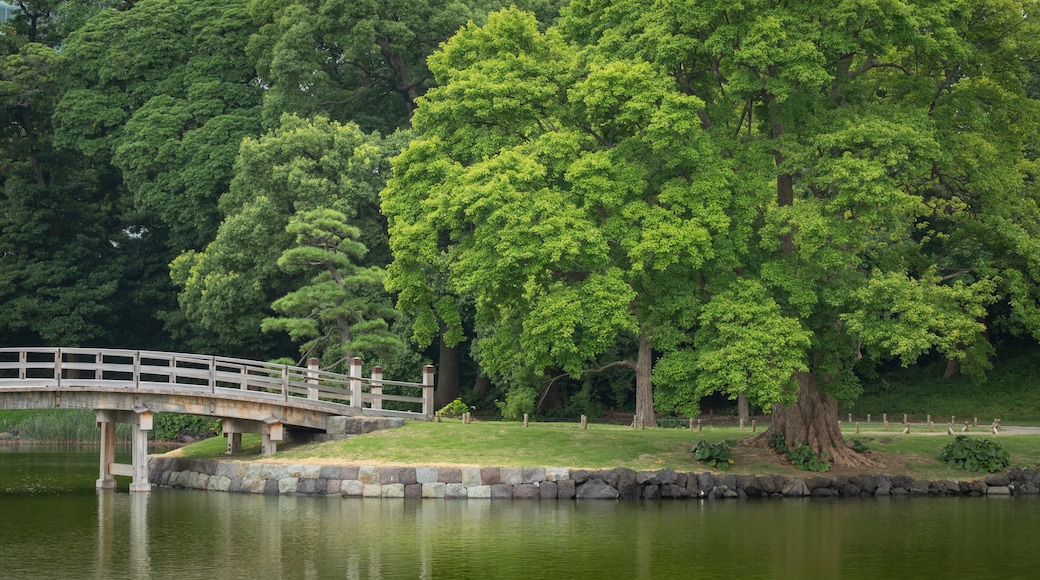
[371,366,383,410]
[96,412,117,489]
[129,407,153,492]
[262,418,283,456]
[350,357,363,410]
[423,365,435,421]
[307,358,320,400]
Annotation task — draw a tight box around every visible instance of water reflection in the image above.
[5,449,1040,579]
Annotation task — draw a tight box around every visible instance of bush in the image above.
[437,398,471,418]
[938,436,1010,473]
[496,385,537,420]
[769,432,788,455]
[691,439,734,470]
[787,442,831,472]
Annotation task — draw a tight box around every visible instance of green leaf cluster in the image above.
[938,436,1011,473]
[691,439,735,471]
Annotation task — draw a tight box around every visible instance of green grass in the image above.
[164,419,1040,481]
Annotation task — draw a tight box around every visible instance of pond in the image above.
[1,447,1037,579]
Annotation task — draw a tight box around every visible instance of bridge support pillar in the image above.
[96,419,117,489]
[223,417,283,456]
[95,407,153,493]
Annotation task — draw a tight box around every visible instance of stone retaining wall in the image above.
[148,457,1040,499]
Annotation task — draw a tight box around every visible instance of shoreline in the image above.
[147,456,1040,500]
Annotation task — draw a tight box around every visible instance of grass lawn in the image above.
[164,418,1040,481]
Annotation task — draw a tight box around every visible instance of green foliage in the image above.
[769,432,789,455]
[938,436,1011,473]
[850,439,870,454]
[152,414,221,442]
[171,114,402,358]
[787,443,831,473]
[496,385,538,421]
[261,208,406,367]
[690,439,734,470]
[437,398,471,418]
[55,0,263,250]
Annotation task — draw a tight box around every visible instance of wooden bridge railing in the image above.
[0,347,435,421]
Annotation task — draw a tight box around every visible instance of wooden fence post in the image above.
[370,366,383,410]
[307,358,320,400]
[422,365,435,420]
[350,357,363,410]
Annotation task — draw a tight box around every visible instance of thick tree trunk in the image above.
[749,372,874,467]
[737,393,750,425]
[944,357,960,379]
[434,332,459,410]
[473,368,492,396]
[631,330,656,429]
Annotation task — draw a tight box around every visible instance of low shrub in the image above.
[787,442,831,472]
[938,436,1010,473]
[691,439,734,470]
[437,398,471,418]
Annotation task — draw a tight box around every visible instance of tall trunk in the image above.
[750,372,873,467]
[737,392,750,425]
[944,357,960,379]
[434,331,459,409]
[631,330,656,429]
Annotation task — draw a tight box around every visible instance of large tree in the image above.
[171,114,406,360]
[382,9,734,428]
[564,0,1040,464]
[53,0,263,251]
[247,0,567,134]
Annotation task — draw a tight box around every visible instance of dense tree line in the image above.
[2,0,1040,464]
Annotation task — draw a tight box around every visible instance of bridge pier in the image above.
[96,407,153,492]
[222,417,284,456]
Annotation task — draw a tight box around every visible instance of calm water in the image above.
[1,448,1039,579]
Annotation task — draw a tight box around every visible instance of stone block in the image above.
[523,467,546,484]
[319,466,342,480]
[342,480,364,497]
[380,468,402,484]
[362,484,382,498]
[439,468,462,483]
[358,466,380,485]
[545,468,569,482]
[263,479,280,495]
[540,481,558,499]
[462,468,483,487]
[643,484,660,500]
[243,463,263,480]
[382,484,405,498]
[480,467,502,485]
[468,485,492,499]
[415,467,438,484]
[422,482,446,498]
[296,478,317,495]
[514,484,540,499]
[326,479,342,495]
[500,467,523,485]
[341,466,360,480]
[278,477,299,494]
[404,483,422,498]
[576,479,619,499]
[987,485,1012,495]
[400,468,417,485]
[216,462,240,479]
[557,480,576,500]
[491,484,514,499]
[445,483,468,499]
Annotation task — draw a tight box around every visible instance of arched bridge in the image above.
[0,347,434,492]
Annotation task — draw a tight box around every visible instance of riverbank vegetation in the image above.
[163,420,1040,482]
[0,410,217,443]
